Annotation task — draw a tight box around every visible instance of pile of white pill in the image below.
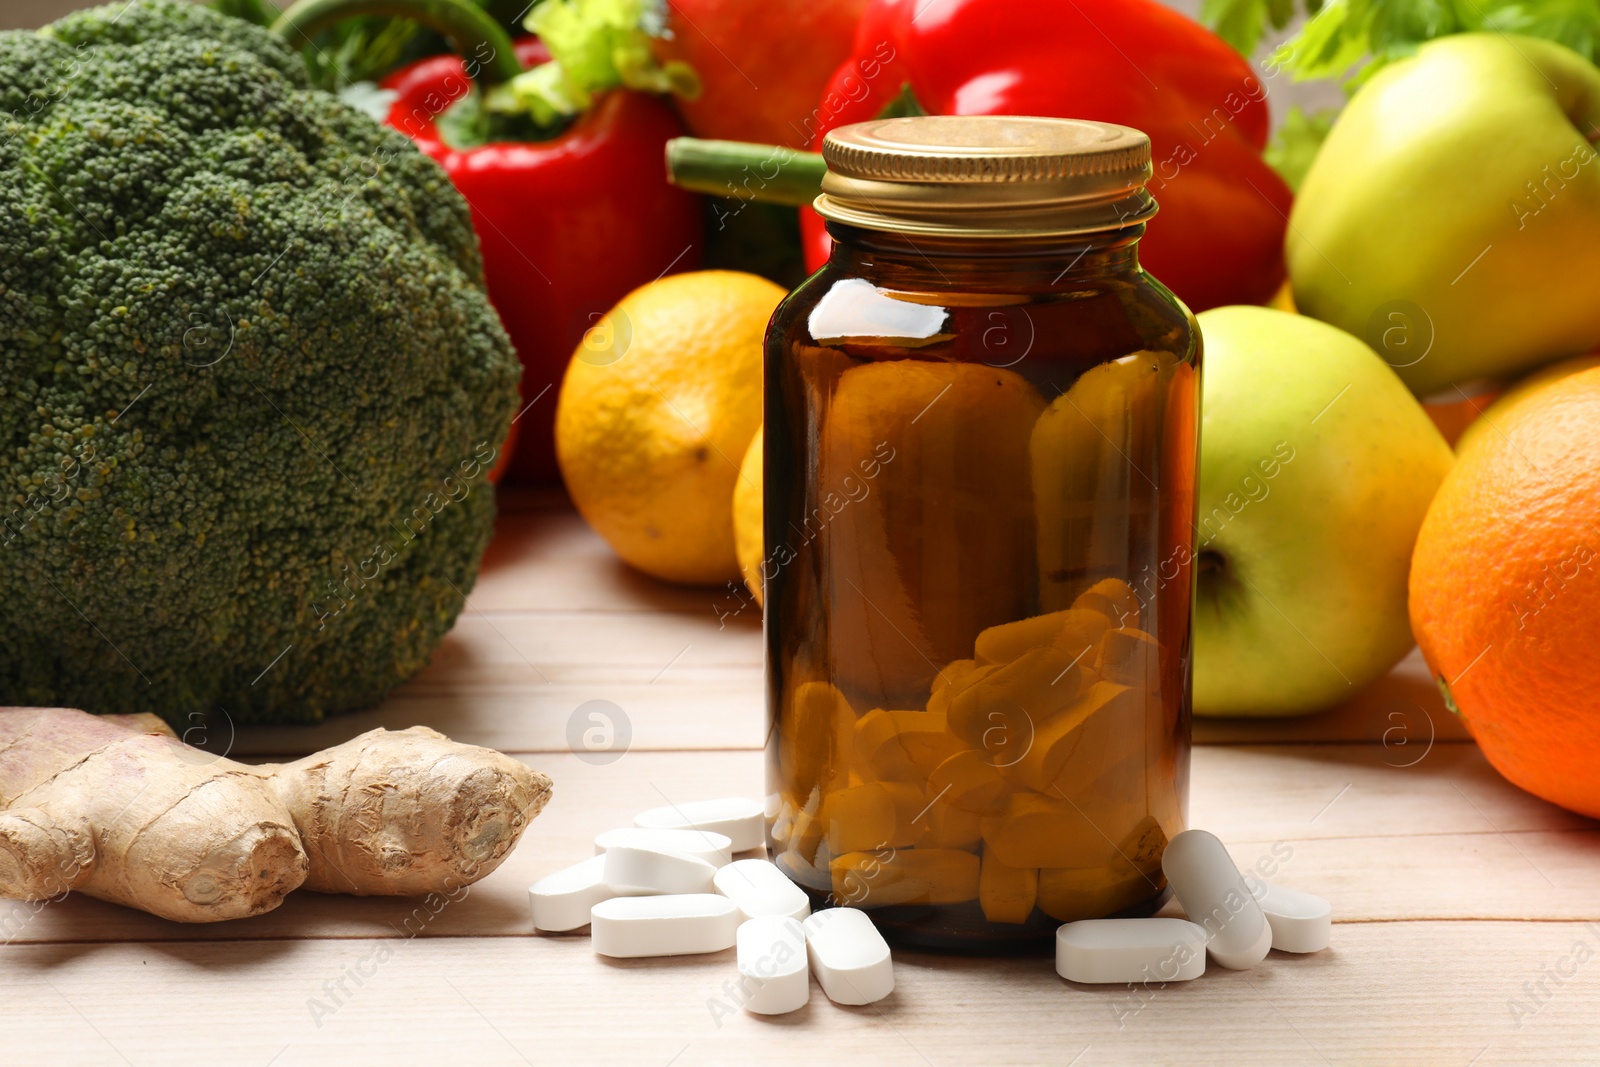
[530,800,1330,1012]
[1055,828,1332,984]
[530,796,894,1013]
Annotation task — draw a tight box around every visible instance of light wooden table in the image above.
[5,490,1597,1066]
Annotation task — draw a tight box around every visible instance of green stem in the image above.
[212,0,279,28]
[271,0,525,84]
[665,138,827,207]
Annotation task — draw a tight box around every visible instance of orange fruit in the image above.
[1410,366,1600,818]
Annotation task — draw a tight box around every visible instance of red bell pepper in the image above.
[669,0,1291,312]
[275,0,703,483]
[382,41,702,482]
[814,0,1290,311]
[652,0,870,146]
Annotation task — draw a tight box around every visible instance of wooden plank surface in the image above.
[6,744,1599,945]
[5,496,1599,1063]
[6,924,1599,1066]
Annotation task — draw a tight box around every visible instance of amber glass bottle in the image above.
[762,116,1199,950]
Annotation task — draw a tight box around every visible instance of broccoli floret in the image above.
[0,0,520,724]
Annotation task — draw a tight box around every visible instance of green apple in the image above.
[1289,34,1600,397]
[1193,306,1454,717]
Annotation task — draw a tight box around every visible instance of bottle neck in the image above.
[823,222,1145,293]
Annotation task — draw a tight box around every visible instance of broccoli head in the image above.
[0,0,521,724]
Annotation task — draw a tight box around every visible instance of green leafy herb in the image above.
[1256,0,1600,88]
[1276,0,1454,85]
[212,0,432,91]
[489,0,699,125]
[1467,0,1600,60]
[299,14,422,90]
[1262,105,1338,189]
[1202,0,1322,58]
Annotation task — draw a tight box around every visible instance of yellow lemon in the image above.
[555,271,786,585]
[733,426,763,604]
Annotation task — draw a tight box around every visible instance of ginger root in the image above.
[0,707,552,923]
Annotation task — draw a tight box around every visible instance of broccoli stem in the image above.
[665,138,828,208]
[272,0,525,84]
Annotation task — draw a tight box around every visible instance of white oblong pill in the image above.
[714,859,812,922]
[594,827,734,867]
[530,856,617,933]
[591,894,740,958]
[1253,881,1332,954]
[1162,829,1272,970]
[604,844,718,894]
[802,907,894,1005]
[1054,918,1208,984]
[634,797,766,852]
[737,916,810,1015]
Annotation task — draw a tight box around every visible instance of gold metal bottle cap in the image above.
[815,115,1156,239]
